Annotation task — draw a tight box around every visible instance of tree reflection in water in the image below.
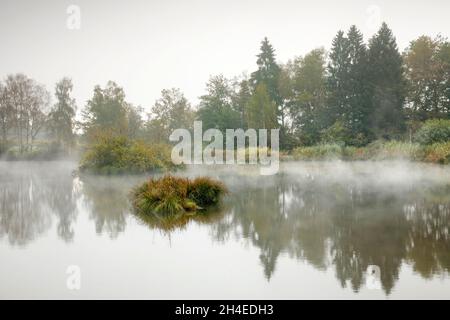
[79,175,137,238]
[211,165,450,294]
[0,162,78,244]
[132,205,228,234]
[0,161,449,295]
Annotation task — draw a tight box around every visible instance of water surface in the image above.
[0,161,449,299]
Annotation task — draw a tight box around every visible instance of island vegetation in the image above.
[78,132,175,174]
[0,23,449,170]
[131,175,227,216]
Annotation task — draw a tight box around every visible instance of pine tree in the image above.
[327,27,371,145]
[250,37,282,126]
[367,22,406,139]
[346,25,371,144]
[327,30,350,128]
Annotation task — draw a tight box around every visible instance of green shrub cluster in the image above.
[79,134,175,174]
[132,175,227,216]
[414,119,450,145]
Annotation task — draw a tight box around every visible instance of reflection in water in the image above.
[133,205,227,234]
[210,163,450,294]
[80,175,136,238]
[0,161,449,296]
[0,162,78,244]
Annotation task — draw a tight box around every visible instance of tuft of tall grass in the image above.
[364,141,422,160]
[292,144,343,161]
[131,175,227,216]
[422,142,450,164]
[188,177,227,207]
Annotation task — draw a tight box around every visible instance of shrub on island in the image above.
[79,134,175,174]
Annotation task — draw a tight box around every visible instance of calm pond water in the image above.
[0,160,449,299]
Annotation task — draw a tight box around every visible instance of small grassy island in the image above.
[131,175,227,217]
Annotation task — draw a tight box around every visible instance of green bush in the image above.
[131,175,227,216]
[415,119,450,145]
[320,121,370,147]
[79,134,175,174]
[320,121,350,146]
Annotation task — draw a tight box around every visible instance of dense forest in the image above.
[0,23,449,161]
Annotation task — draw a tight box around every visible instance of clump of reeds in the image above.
[131,175,227,216]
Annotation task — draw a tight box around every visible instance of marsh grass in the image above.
[422,141,450,164]
[131,175,227,217]
[291,144,343,160]
[203,147,280,164]
[291,141,450,164]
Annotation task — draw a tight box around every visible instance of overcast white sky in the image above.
[0,0,449,113]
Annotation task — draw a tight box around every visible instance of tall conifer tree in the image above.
[250,37,282,126]
[367,22,406,139]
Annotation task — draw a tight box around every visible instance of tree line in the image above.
[0,22,449,156]
[196,22,449,148]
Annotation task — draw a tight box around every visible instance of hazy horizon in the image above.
[0,0,449,113]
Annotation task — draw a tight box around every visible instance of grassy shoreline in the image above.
[289,141,450,164]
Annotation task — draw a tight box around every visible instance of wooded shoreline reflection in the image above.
[0,162,449,295]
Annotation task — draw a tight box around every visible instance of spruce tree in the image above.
[250,37,282,126]
[327,27,371,145]
[367,22,406,139]
[346,25,371,144]
[327,30,350,128]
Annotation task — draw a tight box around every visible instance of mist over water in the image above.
[0,160,449,298]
